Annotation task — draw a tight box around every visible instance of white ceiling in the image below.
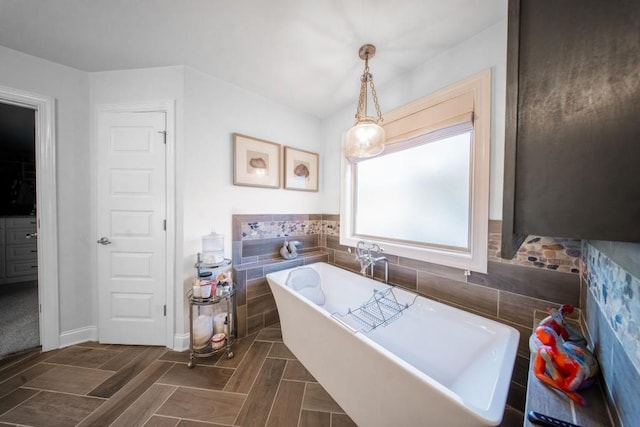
[0,0,506,118]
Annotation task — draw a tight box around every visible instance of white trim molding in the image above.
[59,326,98,348]
[173,333,190,352]
[0,85,60,351]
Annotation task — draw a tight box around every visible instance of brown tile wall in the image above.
[231,214,582,415]
[232,214,329,338]
[325,231,581,411]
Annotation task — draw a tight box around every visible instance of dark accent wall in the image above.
[502,0,640,257]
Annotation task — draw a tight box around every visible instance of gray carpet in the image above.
[0,280,40,357]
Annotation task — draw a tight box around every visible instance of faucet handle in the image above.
[367,243,382,254]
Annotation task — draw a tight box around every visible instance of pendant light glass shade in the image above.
[345,44,385,162]
[345,117,385,159]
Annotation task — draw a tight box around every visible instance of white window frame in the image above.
[340,70,491,273]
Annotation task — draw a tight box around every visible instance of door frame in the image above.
[0,85,60,352]
[92,100,176,348]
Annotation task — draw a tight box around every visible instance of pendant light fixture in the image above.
[345,44,385,161]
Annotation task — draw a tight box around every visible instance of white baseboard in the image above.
[173,333,190,351]
[59,326,98,348]
[59,327,188,351]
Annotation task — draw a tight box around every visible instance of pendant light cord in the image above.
[354,56,383,125]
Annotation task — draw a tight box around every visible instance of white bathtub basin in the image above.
[266,262,519,427]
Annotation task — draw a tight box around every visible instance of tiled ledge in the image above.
[233,250,329,273]
[231,250,329,337]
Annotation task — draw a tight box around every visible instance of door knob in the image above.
[97,237,112,245]
[26,232,38,239]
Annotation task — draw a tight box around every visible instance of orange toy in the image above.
[532,326,598,405]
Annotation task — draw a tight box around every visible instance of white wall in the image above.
[89,66,323,338]
[181,66,322,331]
[320,19,507,219]
[0,45,92,334]
[0,17,506,345]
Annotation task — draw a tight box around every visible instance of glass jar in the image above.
[202,231,224,265]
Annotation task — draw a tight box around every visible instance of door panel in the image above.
[97,111,166,345]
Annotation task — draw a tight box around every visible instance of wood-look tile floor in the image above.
[0,325,355,427]
[0,324,524,427]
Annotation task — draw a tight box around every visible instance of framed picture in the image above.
[233,133,281,188]
[284,146,319,192]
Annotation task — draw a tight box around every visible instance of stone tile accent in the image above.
[583,242,640,372]
[489,233,581,274]
[241,219,322,240]
[583,241,640,427]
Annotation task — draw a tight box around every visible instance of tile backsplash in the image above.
[239,217,339,240]
[583,241,640,426]
[584,243,640,371]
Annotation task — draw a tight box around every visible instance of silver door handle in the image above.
[26,233,38,239]
[97,237,112,245]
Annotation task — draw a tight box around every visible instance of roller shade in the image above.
[383,90,474,144]
[350,111,473,163]
[381,114,473,157]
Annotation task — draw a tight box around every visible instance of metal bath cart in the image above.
[187,284,237,368]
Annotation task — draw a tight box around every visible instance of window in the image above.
[340,70,491,273]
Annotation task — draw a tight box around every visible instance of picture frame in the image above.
[283,146,319,192]
[233,133,281,188]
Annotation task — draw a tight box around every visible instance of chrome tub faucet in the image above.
[355,240,389,284]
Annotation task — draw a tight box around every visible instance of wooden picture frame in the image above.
[283,146,319,192]
[233,133,281,188]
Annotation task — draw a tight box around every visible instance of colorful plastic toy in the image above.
[529,305,598,405]
[532,325,599,405]
[536,304,586,346]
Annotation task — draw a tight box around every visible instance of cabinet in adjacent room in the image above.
[0,216,38,284]
[502,0,640,258]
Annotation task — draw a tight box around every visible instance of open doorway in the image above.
[0,85,59,354]
[0,102,39,357]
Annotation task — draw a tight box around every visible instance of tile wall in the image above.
[231,213,583,418]
[231,214,330,338]
[583,241,640,426]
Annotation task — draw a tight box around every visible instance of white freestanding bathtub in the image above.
[266,262,519,427]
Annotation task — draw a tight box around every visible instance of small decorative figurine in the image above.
[280,240,301,259]
[530,305,598,405]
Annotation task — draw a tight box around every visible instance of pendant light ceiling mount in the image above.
[345,44,386,161]
[358,43,376,60]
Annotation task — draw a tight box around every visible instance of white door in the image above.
[96,111,167,345]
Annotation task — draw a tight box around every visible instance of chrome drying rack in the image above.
[332,287,416,333]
